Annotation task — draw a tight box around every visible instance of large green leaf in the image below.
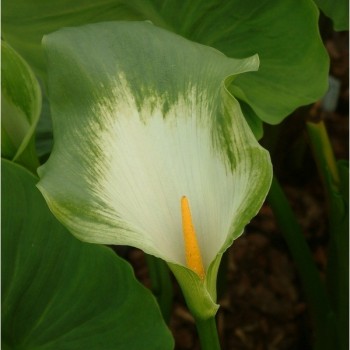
[1,41,41,172]
[168,0,329,127]
[2,0,329,135]
[1,159,174,350]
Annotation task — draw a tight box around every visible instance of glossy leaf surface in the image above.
[1,159,174,350]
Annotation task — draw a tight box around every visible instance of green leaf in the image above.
[3,0,328,132]
[1,41,41,172]
[326,163,349,350]
[313,0,349,31]
[1,159,174,350]
[2,1,164,79]
[168,0,329,126]
[37,21,272,320]
[337,160,349,205]
[306,121,348,350]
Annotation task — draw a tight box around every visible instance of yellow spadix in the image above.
[181,196,205,280]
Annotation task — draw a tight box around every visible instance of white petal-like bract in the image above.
[81,79,242,269]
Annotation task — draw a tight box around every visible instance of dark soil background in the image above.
[118,18,348,350]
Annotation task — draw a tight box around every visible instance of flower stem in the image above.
[306,120,340,188]
[195,316,221,350]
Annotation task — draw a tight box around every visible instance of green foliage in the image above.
[1,159,174,350]
[2,0,329,137]
[306,121,349,350]
[1,1,346,349]
[1,41,41,172]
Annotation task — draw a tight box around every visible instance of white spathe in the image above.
[37,21,272,320]
[75,79,253,270]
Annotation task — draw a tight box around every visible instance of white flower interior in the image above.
[85,79,247,269]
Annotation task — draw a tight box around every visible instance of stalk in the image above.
[306,120,348,350]
[195,316,221,350]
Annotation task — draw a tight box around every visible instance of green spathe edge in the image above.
[168,78,272,321]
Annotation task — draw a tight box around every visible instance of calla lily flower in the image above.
[37,21,272,320]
